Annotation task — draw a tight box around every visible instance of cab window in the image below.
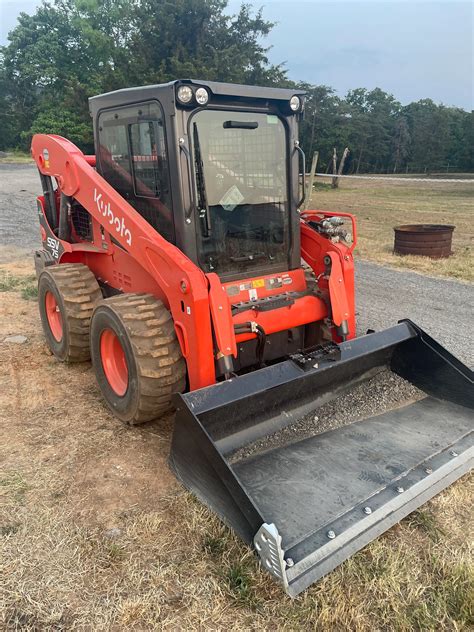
[98,101,174,242]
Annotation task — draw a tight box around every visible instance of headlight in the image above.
[290,95,301,112]
[177,85,193,104]
[195,87,209,105]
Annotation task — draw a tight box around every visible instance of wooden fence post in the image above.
[332,147,350,188]
[303,151,319,210]
[331,148,338,188]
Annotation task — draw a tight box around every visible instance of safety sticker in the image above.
[249,289,258,301]
[265,277,283,289]
[282,276,293,285]
[226,285,240,296]
[252,279,265,289]
[220,185,244,212]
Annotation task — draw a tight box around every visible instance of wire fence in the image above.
[314,173,474,184]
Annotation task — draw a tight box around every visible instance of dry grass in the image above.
[309,178,474,282]
[0,151,34,165]
[1,262,473,630]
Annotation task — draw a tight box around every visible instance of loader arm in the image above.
[31,134,220,389]
[301,210,357,340]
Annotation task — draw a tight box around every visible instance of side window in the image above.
[129,121,163,198]
[97,101,175,242]
[99,124,133,195]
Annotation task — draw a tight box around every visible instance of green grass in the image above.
[226,562,258,606]
[20,283,38,300]
[203,533,228,557]
[0,150,33,164]
[0,272,37,300]
[407,509,446,542]
[0,471,30,503]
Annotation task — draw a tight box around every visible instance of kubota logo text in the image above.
[94,188,132,246]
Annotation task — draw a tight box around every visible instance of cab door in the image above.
[97,100,175,243]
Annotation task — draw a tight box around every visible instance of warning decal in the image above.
[219,185,244,212]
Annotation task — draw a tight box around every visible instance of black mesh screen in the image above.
[207,123,285,195]
[71,201,92,241]
[191,110,289,276]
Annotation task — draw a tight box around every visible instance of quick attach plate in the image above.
[290,341,341,371]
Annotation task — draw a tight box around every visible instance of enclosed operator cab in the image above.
[89,80,306,283]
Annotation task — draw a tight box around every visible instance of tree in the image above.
[127,0,286,86]
[446,108,473,172]
[345,88,401,173]
[0,0,286,150]
[391,117,410,173]
[404,99,451,172]
[0,0,471,171]
[297,84,349,172]
[0,57,18,149]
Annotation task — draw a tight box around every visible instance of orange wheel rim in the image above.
[45,291,63,342]
[100,329,129,396]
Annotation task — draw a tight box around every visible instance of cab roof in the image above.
[89,79,305,117]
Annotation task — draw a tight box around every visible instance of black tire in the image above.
[90,293,186,424]
[38,263,102,362]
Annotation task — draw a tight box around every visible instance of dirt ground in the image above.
[1,261,473,630]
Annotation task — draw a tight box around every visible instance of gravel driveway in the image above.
[0,164,41,260]
[1,164,472,366]
[356,261,473,366]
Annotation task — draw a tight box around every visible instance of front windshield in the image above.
[190,109,289,276]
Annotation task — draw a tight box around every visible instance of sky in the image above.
[1,0,472,110]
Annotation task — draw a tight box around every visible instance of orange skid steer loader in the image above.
[31,80,473,596]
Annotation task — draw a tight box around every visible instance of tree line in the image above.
[1,0,472,173]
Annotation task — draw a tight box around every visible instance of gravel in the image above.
[355,260,474,368]
[3,335,28,344]
[230,369,424,463]
[0,164,42,263]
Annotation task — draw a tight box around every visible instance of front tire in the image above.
[90,294,186,424]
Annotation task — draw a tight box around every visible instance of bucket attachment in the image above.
[170,320,473,597]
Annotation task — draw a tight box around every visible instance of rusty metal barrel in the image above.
[393,224,455,258]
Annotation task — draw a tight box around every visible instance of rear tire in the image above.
[90,294,186,424]
[38,263,102,362]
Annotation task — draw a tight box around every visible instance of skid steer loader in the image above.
[31,80,473,597]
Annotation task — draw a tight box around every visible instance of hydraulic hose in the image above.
[234,322,267,368]
[39,173,58,232]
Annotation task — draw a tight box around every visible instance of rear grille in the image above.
[71,202,92,240]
